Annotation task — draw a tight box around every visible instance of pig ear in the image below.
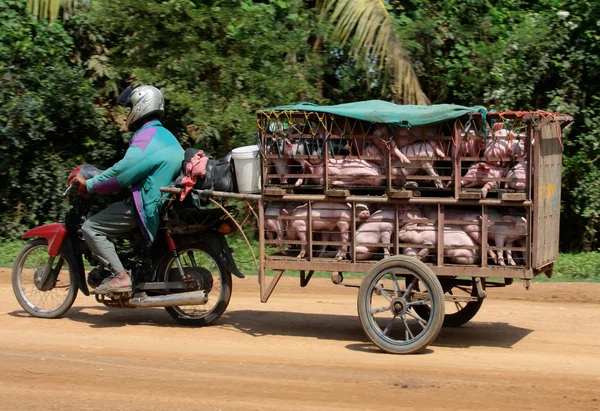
[284,138,293,151]
[492,122,503,133]
[478,162,490,171]
[503,215,516,225]
[280,209,289,216]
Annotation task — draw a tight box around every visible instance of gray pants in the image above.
[81,200,139,274]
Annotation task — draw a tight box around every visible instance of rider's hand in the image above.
[68,174,88,197]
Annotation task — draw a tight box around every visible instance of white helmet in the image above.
[118,85,165,131]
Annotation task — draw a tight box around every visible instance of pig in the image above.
[484,123,526,166]
[390,140,446,188]
[265,202,301,252]
[459,129,485,158]
[361,141,411,178]
[366,125,411,164]
[355,204,427,260]
[461,162,508,198]
[310,137,352,159]
[361,144,385,166]
[398,224,478,264]
[505,159,526,190]
[420,207,527,266]
[301,159,384,187]
[485,214,528,266]
[265,138,315,186]
[288,202,370,260]
[392,125,439,153]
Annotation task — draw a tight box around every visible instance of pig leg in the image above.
[481,182,492,198]
[268,230,285,253]
[293,220,307,258]
[505,241,516,266]
[355,247,373,260]
[273,159,289,184]
[416,239,436,260]
[335,222,350,260]
[487,249,498,264]
[381,230,392,258]
[317,232,329,257]
[417,247,431,260]
[355,234,374,260]
[482,181,501,198]
[277,227,286,253]
[295,161,315,187]
[391,141,411,164]
[493,236,505,266]
[422,162,444,188]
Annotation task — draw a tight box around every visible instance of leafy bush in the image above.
[552,252,600,281]
[0,0,107,237]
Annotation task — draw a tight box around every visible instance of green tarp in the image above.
[262,100,487,127]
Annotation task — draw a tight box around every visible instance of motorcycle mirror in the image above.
[63,183,73,197]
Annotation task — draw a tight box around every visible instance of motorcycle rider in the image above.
[68,85,185,294]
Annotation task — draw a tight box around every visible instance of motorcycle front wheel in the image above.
[12,238,78,318]
[159,242,232,326]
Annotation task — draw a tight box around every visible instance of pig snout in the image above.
[355,204,370,218]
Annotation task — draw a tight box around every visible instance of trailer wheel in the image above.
[357,256,444,354]
[409,277,484,328]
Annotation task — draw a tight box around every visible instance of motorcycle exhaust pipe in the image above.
[126,291,208,308]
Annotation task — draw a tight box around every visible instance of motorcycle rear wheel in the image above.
[12,238,78,318]
[160,242,232,326]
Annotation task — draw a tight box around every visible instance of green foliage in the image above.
[3,0,600,252]
[90,0,327,156]
[0,0,106,236]
[552,252,600,281]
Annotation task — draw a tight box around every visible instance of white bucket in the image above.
[232,145,261,193]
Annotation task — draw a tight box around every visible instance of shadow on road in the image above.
[9,307,533,351]
[434,321,533,349]
[219,310,533,351]
[8,305,176,328]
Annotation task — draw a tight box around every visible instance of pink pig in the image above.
[288,202,370,260]
[505,159,527,190]
[391,140,446,188]
[355,205,427,260]
[302,159,384,187]
[266,138,313,186]
[461,162,508,198]
[265,202,301,252]
[484,123,525,165]
[421,207,527,265]
[398,224,478,265]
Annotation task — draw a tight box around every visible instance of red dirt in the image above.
[1,269,599,410]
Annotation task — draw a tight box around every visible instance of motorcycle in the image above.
[11,164,244,326]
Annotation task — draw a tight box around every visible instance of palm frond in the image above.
[320,0,429,105]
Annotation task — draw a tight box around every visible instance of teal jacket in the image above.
[86,120,184,243]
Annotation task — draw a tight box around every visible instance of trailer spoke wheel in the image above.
[409,277,484,328]
[358,256,444,354]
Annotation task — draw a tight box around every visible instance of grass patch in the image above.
[546,252,600,282]
[0,239,26,269]
[2,235,599,282]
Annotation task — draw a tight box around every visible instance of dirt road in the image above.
[1,269,599,411]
